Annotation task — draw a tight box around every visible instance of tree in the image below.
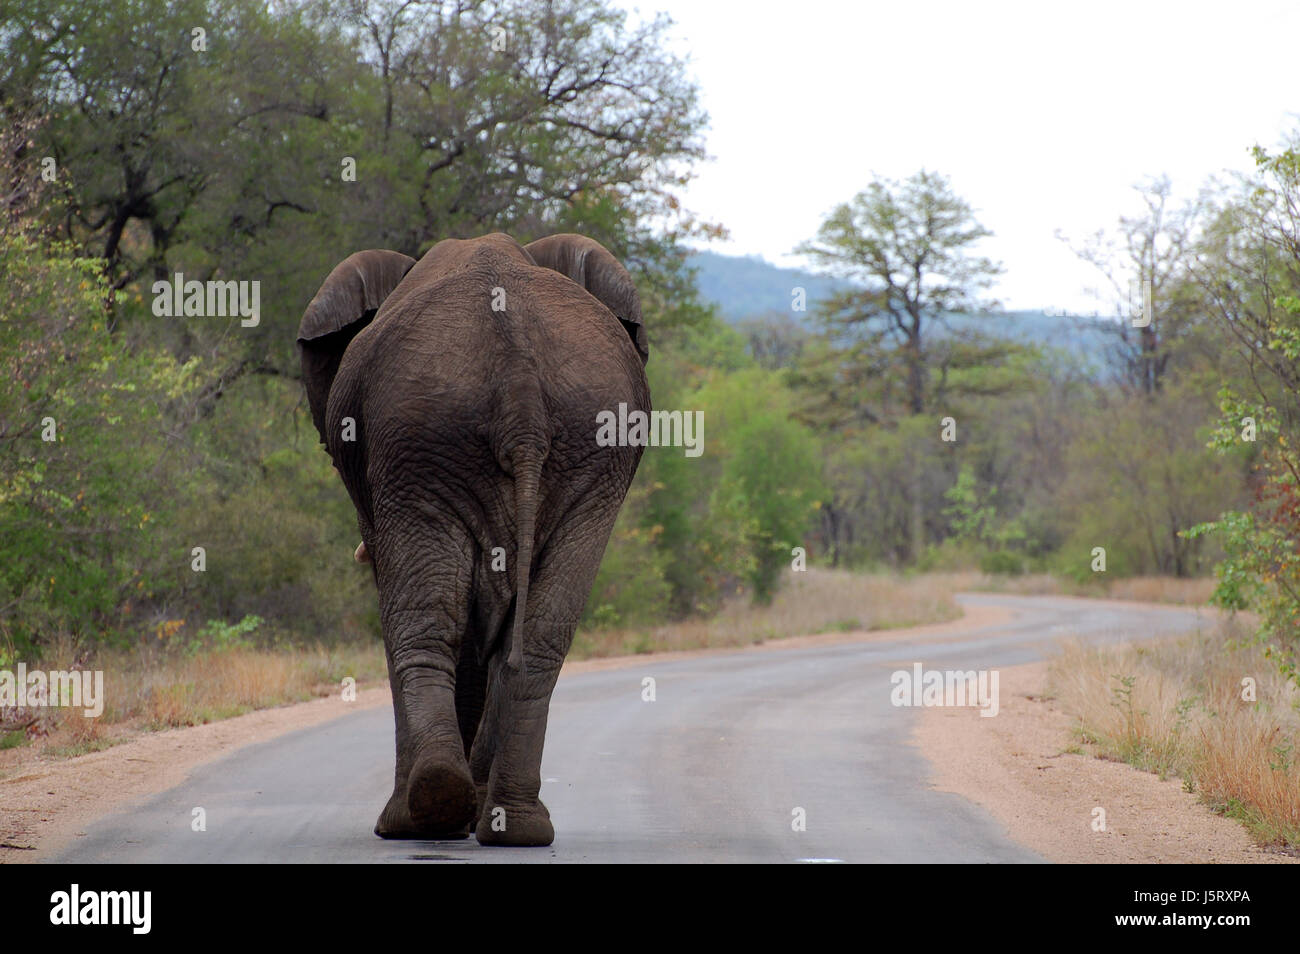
[1056,380,1240,578]
[2,0,344,284]
[5,0,714,364]
[793,169,1003,563]
[0,232,204,654]
[1190,140,1300,682]
[734,312,808,370]
[796,168,1002,416]
[704,369,825,602]
[1058,175,1206,395]
[336,0,706,241]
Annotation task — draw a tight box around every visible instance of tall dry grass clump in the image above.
[1050,619,1300,848]
[20,640,388,748]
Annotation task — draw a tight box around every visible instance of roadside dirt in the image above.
[915,659,1296,864]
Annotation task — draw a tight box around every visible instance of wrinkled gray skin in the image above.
[297,232,649,846]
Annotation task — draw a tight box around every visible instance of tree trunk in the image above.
[910,451,925,563]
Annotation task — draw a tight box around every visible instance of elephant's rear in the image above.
[453,260,648,669]
[463,257,650,570]
[332,255,648,663]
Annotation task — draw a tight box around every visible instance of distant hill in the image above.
[689,249,850,320]
[687,249,1117,364]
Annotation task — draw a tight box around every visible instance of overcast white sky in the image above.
[616,0,1300,312]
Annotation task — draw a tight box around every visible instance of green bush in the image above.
[979,550,1024,575]
[0,235,202,656]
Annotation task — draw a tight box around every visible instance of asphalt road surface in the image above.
[54,594,1212,864]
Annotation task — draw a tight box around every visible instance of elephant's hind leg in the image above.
[472,655,560,847]
[371,514,478,840]
[474,503,622,847]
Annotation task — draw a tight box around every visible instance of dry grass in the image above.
[8,642,389,758]
[1100,576,1220,604]
[570,567,962,658]
[1049,620,1300,848]
[965,572,1217,605]
[114,642,389,728]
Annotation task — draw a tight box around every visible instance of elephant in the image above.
[296,232,650,846]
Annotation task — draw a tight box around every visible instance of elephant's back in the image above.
[333,257,648,463]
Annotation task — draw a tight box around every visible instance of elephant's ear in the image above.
[524,233,648,364]
[296,249,416,443]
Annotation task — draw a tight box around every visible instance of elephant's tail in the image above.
[507,448,545,673]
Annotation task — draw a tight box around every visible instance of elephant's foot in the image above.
[404,753,478,834]
[374,754,476,840]
[374,787,471,840]
[475,799,554,847]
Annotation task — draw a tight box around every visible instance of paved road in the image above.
[54,594,1212,863]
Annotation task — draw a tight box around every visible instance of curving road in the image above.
[53,594,1212,864]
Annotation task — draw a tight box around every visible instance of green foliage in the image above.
[171,376,379,641]
[186,614,262,655]
[1053,380,1240,579]
[1188,142,1300,684]
[0,235,202,656]
[699,368,826,602]
[796,168,1004,417]
[939,467,1027,573]
[6,0,714,369]
[943,465,1007,546]
[625,337,755,617]
[589,343,825,620]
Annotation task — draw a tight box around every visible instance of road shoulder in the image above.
[914,659,1294,864]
